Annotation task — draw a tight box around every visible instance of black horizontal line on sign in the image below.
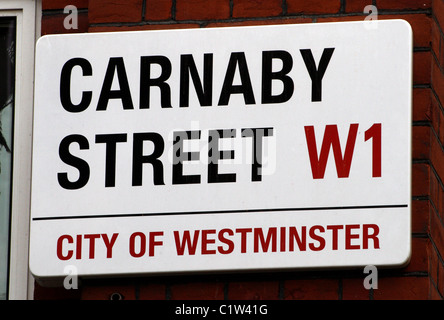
[32,204,408,221]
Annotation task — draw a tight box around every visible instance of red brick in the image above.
[431,19,441,59]
[81,285,136,300]
[431,170,440,213]
[232,0,282,18]
[439,259,444,296]
[228,281,279,300]
[89,0,143,24]
[432,59,444,109]
[287,0,341,14]
[413,88,432,123]
[431,135,444,193]
[413,126,431,160]
[430,94,444,148]
[206,17,313,28]
[170,282,225,300]
[377,0,431,10]
[317,15,366,23]
[138,282,166,300]
[414,51,431,85]
[176,0,230,21]
[411,199,429,234]
[145,0,172,21]
[345,0,371,13]
[403,238,429,273]
[431,99,441,147]
[440,31,444,68]
[89,23,200,33]
[42,13,89,35]
[430,280,443,299]
[428,240,439,288]
[342,278,370,300]
[284,279,339,300]
[434,0,444,32]
[43,0,89,10]
[412,163,430,197]
[430,211,444,260]
[440,181,444,223]
[33,282,81,300]
[373,277,429,299]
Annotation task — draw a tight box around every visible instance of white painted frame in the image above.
[0,0,39,300]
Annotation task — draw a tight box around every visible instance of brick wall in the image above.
[35,0,444,300]
[430,0,444,300]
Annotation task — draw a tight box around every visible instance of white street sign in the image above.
[30,20,412,280]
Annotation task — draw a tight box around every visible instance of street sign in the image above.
[30,20,412,281]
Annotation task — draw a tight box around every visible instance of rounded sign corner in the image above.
[398,245,412,268]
